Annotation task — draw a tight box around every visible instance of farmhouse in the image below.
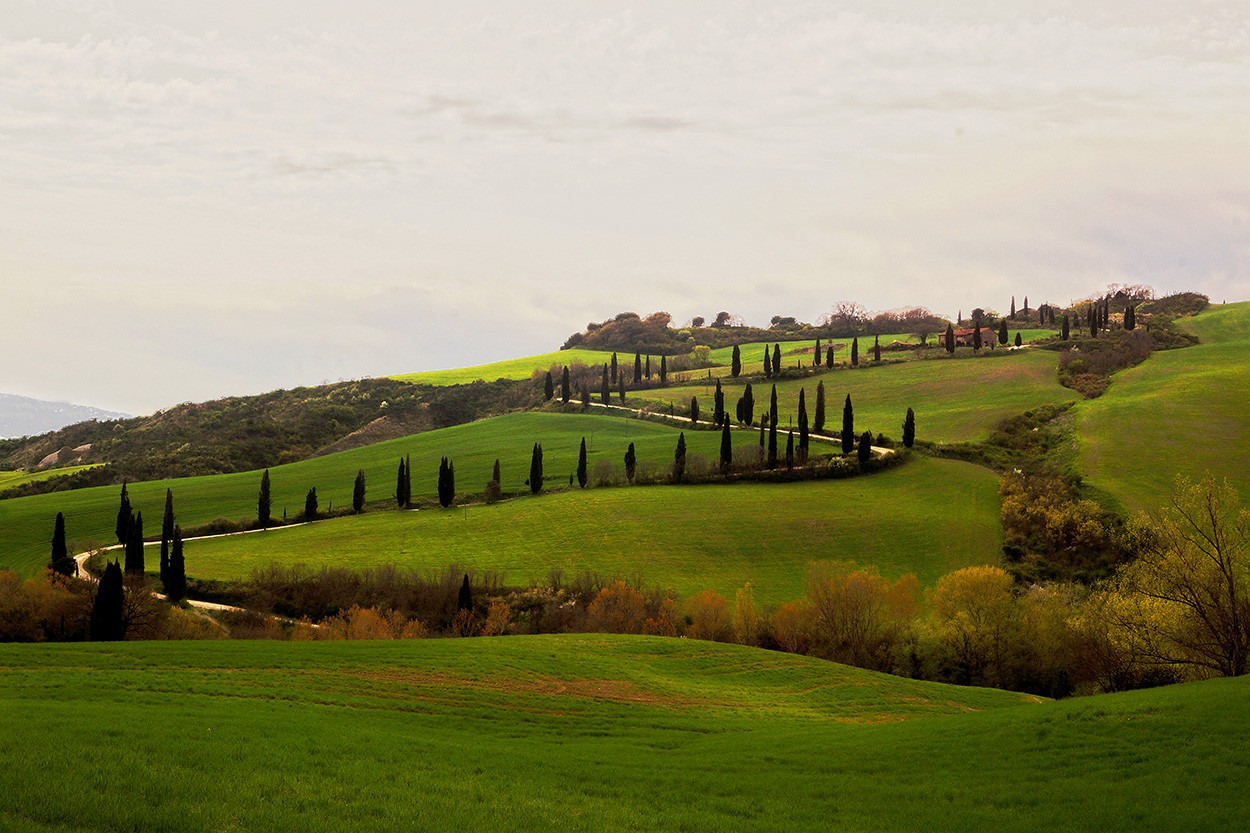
[952,327,997,348]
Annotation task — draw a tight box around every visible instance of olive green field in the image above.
[390,348,617,386]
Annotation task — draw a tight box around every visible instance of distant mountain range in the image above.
[0,393,131,440]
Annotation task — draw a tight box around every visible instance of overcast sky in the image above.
[3,0,1248,415]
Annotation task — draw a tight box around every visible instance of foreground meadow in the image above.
[0,635,1243,833]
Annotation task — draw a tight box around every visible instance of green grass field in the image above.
[638,349,1076,444]
[1,635,1244,833]
[391,348,618,385]
[162,456,1000,601]
[1078,302,1250,512]
[0,412,728,579]
[0,464,102,492]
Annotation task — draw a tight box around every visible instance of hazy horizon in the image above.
[4,0,1248,415]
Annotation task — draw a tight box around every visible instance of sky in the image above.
[3,0,1248,415]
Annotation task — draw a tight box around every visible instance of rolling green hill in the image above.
[0,412,727,579]
[391,348,618,386]
[158,456,1000,601]
[1078,302,1250,511]
[635,349,1077,444]
[0,635,1244,833]
[0,464,103,493]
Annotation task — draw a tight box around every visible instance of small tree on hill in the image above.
[353,469,366,513]
[1010,296,1017,318]
[773,343,781,374]
[713,378,725,426]
[1062,315,1070,340]
[634,352,642,384]
[873,335,881,362]
[624,442,637,483]
[742,383,755,426]
[544,371,554,401]
[438,458,455,507]
[645,355,651,380]
[49,512,75,577]
[610,352,618,383]
[673,432,686,482]
[124,511,144,576]
[114,482,131,545]
[559,366,570,403]
[842,395,854,455]
[903,407,915,448]
[258,469,271,528]
[797,388,809,462]
[580,385,590,409]
[945,323,955,353]
[814,381,826,433]
[825,345,834,368]
[858,431,872,464]
[1125,305,1136,331]
[304,488,319,521]
[690,396,699,425]
[492,458,501,486]
[851,337,859,366]
[731,345,742,378]
[763,346,772,377]
[998,319,1008,346]
[1014,332,1022,347]
[458,574,473,611]
[90,560,126,641]
[720,422,732,474]
[577,438,588,488]
[530,444,543,494]
[618,374,626,403]
[166,526,186,603]
[660,355,668,386]
[972,325,982,351]
[395,457,407,508]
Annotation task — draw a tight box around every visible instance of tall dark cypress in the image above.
[713,378,725,426]
[903,407,915,449]
[785,430,794,469]
[404,454,412,507]
[396,457,407,507]
[458,574,473,611]
[618,374,626,403]
[601,365,610,404]
[610,352,618,383]
[673,432,686,482]
[814,381,826,433]
[438,458,455,507]
[530,443,544,494]
[1062,315,1070,340]
[660,355,667,386]
[873,335,881,362]
[645,355,651,380]
[742,383,755,426]
[973,325,982,351]
[353,469,367,514]
[945,322,955,353]
[634,352,642,383]
[825,345,834,368]
[1125,305,1136,331]
[857,431,872,464]
[773,343,781,374]
[561,366,571,403]
[115,482,131,544]
[160,488,174,585]
[258,469,271,528]
[797,388,809,461]
[624,442,637,483]
[90,561,126,641]
[842,395,854,455]
[50,512,75,577]
[690,396,699,425]
[125,511,144,575]
[1010,296,1017,318]
[544,371,554,401]
[731,345,742,377]
[720,421,732,474]
[166,525,186,603]
[998,319,1008,346]
[766,384,779,469]
[851,337,859,366]
[763,347,772,377]
[304,488,318,521]
[576,438,588,488]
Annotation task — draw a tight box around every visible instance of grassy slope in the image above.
[1078,302,1250,512]
[0,412,726,578]
[391,348,618,385]
[639,349,1076,444]
[167,456,1000,601]
[0,464,102,491]
[1,635,1245,833]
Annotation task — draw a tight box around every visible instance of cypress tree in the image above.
[544,371,554,401]
[645,355,651,379]
[766,385,779,469]
[115,482,131,544]
[998,319,1008,346]
[601,364,610,404]
[973,325,982,351]
[580,385,590,409]
[825,345,834,368]
[759,415,766,454]
[438,458,455,507]
[742,383,755,426]
[1014,332,1022,347]
[857,431,872,464]
[577,438,588,488]
[125,511,144,575]
[160,488,174,584]
[690,396,699,425]
[945,322,955,353]
[618,374,626,403]
[851,337,859,366]
[624,442,637,483]
[797,388,809,461]
[90,561,126,641]
[814,381,826,433]
[785,430,794,469]
[610,352,618,383]
[720,421,732,474]
[396,457,407,507]
[735,396,744,424]
[166,526,186,603]
[660,355,667,386]
[258,469,271,528]
[873,335,881,362]
[842,395,854,455]
[673,432,686,482]
[773,343,781,374]
[713,378,725,426]
[1062,314,1070,340]
[731,345,742,377]
[353,469,366,513]
[763,347,772,377]
[561,366,571,403]
[49,512,75,577]
[815,338,821,357]
[902,407,915,448]
[957,309,963,325]
[1010,296,1017,318]
[458,574,473,611]
[634,352,642,383]
[530,443,544,494]
[1023,296,1030,316]
[1125,305,1136,331]
[492,458,501,486]
[404,454,412,506]
[304,488,318,521]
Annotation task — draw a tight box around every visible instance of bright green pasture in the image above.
[0,464,102,492]
[391,348,618,385]
[640,349,1075,444]
[1078,302,1250,511]
[171,457,1000,602]
[0,412,723,578]
[1,636,1245,833]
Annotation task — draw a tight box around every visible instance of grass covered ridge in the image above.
[391,348,618,386]
[0,635,1245,833]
